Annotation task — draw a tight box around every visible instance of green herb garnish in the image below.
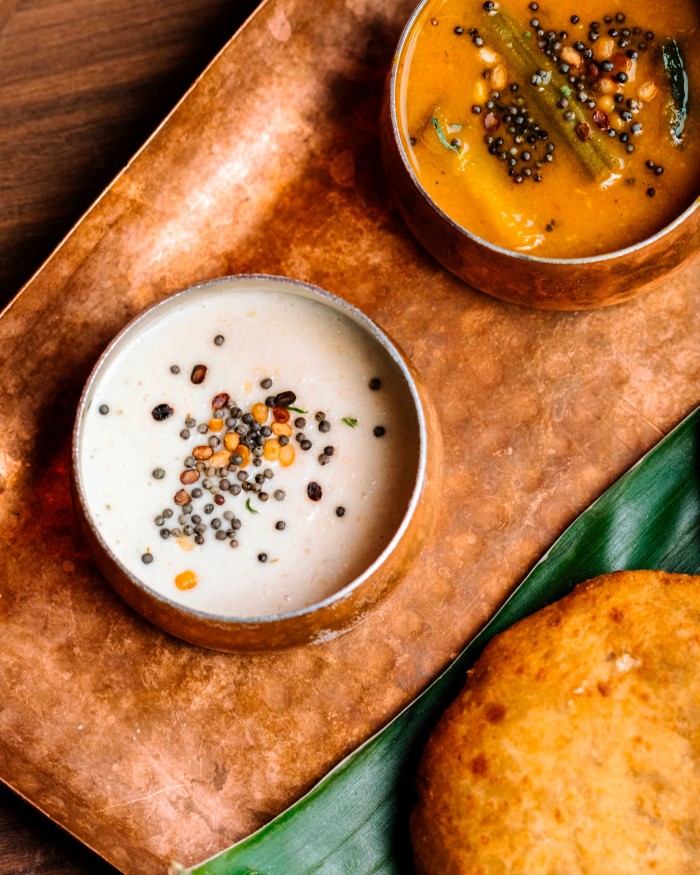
[662,39,688,144]
[560,85,572,98]
[286,405,308,414]
[523,30,531,38]
[342,417,358,428]
[245,498,259,514]
[430,117,460,154]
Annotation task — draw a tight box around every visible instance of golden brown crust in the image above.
[411,570,700,874]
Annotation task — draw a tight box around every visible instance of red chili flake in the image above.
[180,469,200,485]
[307,482,323,502]
[593,110,610,131]
[272,405,291,423]
[212,392,229,410]
[587,62,599,79]
[190,364,207,384]
[483,111,500,132]
[174,489,191,506]
[612,53,633,72]
[576,122,592,141]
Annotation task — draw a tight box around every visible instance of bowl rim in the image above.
[72,273,429,628]
[387,0,700,266]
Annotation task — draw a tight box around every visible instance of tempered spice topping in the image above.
[274,390,297,407]
[140,372,392,584]
[593,109,610,130]
[152,403,174,421]
[190,364,207,384]
[174,489,191,506]
[175,569,198,590]
[307,482,323,501]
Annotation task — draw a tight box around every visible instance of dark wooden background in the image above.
[0,0,259,870]
[0,0,259,310]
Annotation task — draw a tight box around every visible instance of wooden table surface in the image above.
[0,1,258,870]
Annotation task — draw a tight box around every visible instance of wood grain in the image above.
[0,0,259,308]
[0,0,258,870]
[0,783,118,874]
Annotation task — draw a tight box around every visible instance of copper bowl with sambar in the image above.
[381,0,699,310]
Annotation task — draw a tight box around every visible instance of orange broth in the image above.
[397,0,700,258]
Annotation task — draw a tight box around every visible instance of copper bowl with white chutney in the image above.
[72,275,441,652]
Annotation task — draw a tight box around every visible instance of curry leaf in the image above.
[430,117,460,154]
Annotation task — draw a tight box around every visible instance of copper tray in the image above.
[0,0,698,872]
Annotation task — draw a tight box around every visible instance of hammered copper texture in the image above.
[0,1,698,872]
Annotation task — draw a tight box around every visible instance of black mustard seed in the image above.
[307,482,323,501]
[274,390,296,407]
[152,403,174,421]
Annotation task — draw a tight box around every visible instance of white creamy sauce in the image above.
[79,283,419,617]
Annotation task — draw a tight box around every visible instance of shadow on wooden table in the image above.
[0,782,118,874]
[0,0,261,309]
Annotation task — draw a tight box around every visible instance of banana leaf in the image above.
[184,406,700,875]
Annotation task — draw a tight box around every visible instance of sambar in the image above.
[395,0,699,258]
